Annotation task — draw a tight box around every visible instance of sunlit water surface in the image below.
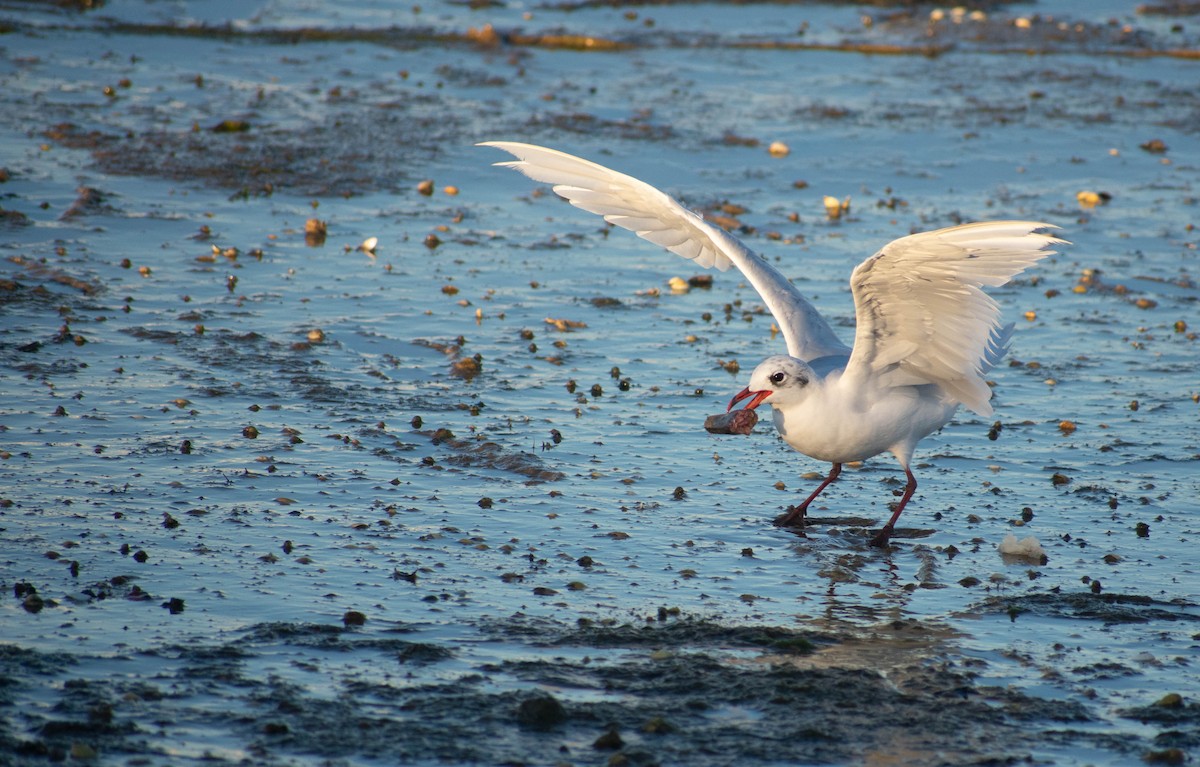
[1,0,1197,764]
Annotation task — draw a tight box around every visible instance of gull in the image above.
[481,141,1065,547]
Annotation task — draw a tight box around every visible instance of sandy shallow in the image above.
[1,1,1198,765]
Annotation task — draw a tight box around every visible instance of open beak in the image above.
[727,387,772,413]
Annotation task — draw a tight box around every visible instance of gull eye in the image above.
[769,371,786,385]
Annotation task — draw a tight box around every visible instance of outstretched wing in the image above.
[844,221,1066,415]
[480,141,850,362]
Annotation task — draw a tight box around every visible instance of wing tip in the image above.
[995,220,1072,248]
[478,141,529,167]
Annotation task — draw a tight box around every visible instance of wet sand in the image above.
[1,1,1198,765]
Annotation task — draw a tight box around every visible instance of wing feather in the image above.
[480,141,850,361]
[844,221,1066,416]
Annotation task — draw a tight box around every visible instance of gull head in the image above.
[727,355,814,413]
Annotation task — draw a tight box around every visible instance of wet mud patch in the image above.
[976,591,1200,624]
[4,255,103,297]
[87,104,457,199]
[0,616,1116,766]
[17,2,1198,202]
[32,44,476,197]
[0,644,78,683]
[460,614,1104,764]
[869,6,1200,57]
[1120,695,1200,755]
[483,612,827,652]
[420,427,567,482]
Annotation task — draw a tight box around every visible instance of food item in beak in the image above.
[703,408,759,435]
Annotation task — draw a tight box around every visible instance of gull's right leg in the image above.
[774,463,842,527]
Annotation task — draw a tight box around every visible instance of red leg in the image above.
[870,466,916,547]
[775,463,842,527]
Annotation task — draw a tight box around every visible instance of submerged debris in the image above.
[998,534,1048,565]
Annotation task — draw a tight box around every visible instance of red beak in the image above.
[727,387,772,413]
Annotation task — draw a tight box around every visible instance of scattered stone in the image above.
[304,218,327,247]
[1143,748,1186,765]
[641,716,675,734]
[516,694,566,730]
[1154,693,1184,708]
[1140,138,1168,154]
[593,728,624,750]
[69,743,97,760]
[212,119,251,133]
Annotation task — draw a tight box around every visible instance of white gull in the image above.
[481,141,1065,547]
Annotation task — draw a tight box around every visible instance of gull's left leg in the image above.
[869,466,917,548]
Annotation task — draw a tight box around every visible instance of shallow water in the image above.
[1,0,1198,764]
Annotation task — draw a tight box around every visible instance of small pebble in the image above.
[823,195,850,220]
[1143,748,1186,765]
[69,743,97,760]
[1154,693,1184,708]
[517,694,566,730]
[593,728,623,750]
[641,716,675,734]
[1140,138,1168,154]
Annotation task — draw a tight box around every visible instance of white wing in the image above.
[844,221,1066,416]
[480,141,850,362]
